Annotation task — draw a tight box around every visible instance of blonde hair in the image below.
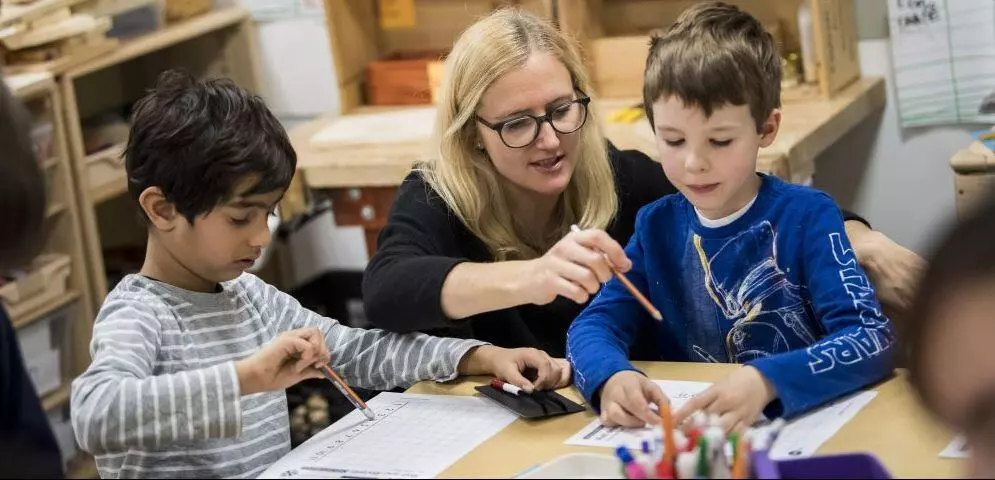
[420,8,617,261]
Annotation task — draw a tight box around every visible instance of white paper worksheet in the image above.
[940,435,970,459]
[565,379,877,460]
[564,380,711,451]
[260,393,517,479]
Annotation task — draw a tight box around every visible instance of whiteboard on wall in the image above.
[887,0,995,127]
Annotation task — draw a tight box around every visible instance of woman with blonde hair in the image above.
[362,8,923,358]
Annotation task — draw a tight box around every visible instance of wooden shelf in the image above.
[66,6,251,78]
[42,384,71,412]
[67,452,97,479]
[9,289,81,329]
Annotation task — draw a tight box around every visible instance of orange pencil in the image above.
[570,225,663,321]
[320,364,376,421]
[732,434,750,479]
[661,403,677,465]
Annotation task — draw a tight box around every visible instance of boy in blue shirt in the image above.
[566,1,895,432]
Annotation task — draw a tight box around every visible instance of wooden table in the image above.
[290,78,886,257]
[406,362,963,479]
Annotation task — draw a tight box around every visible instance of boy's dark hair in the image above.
[0,75,46,271]
[643,1,781,132]
[906,194,995,410]
[126,69,295,224]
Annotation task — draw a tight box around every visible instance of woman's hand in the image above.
[519,228,632,305]
[846,222,926,313]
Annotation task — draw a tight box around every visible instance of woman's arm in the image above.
[845,220,926,312]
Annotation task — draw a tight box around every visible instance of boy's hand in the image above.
[674,366,776,433]
[599,371,668,428]
[458,346,568,393]
[235,328,331,395]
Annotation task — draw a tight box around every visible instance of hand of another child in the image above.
[235,328,331,395]
[674,365,776,433]
[599,370,669,428]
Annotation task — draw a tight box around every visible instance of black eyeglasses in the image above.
[475,95,592,148]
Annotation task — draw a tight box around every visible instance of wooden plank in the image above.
[3,37,119,75]
[0,0,86,29]
[0,15,110,51]
[65,6,249,78]
[3,70,53,97]
[41,384,71,411]
[324,0,379,112]
[812,0,860,97]
[8,289,80,329]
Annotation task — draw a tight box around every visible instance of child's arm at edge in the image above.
[748,195,896,418]
[567,208,657,410]
[70,300,241,455]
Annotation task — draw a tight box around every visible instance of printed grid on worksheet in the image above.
[306,393,517,478]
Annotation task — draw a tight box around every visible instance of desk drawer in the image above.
[327,187,399,257]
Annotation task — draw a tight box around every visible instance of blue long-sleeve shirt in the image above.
[567,174,895,418]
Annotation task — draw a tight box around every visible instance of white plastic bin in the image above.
[517,453,623,479]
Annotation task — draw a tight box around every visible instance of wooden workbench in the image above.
[406,361,962,479]
[290,77,887,256]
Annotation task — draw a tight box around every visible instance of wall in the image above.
[813,0,975,255]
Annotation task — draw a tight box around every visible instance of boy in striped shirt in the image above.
[70,70,569,479]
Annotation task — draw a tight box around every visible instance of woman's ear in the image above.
[138,187,179,231]
[759,109,782,148]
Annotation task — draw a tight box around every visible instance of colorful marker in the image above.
[616,446,648,479]
[490,378,523,396]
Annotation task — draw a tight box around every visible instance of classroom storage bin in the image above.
[556,0,860,101]
[323,0,555,112]
[0,254,72,309]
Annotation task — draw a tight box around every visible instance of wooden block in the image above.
[3,35,116,74]
[28,7,70,28]
[1,14,110,50]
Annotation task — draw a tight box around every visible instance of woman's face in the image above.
[475,53,583,200]
[922,280,995,477]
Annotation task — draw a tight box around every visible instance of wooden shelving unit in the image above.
[59,5,263,312]
[5,71,97,479]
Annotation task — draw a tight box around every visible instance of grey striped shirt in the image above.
[70,273,483,478]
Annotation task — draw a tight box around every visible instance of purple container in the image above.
[773,452,892,479]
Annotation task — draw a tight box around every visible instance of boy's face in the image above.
[155,176,282,288]
[922,281,995,477]
[651,96,779,219]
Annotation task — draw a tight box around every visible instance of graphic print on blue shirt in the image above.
[684,220,821,365]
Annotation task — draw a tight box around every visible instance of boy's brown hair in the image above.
[643,1,781,132]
